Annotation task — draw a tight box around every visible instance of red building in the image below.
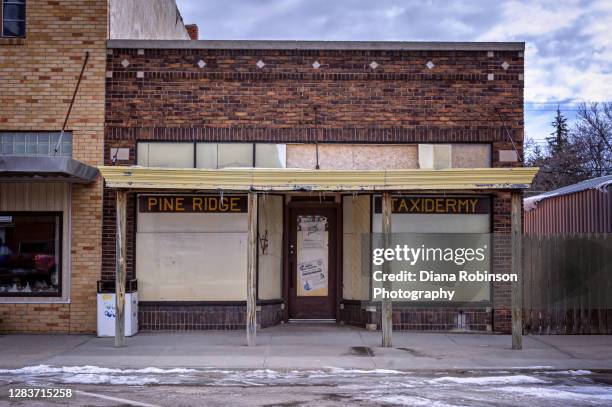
[524,176,612,235]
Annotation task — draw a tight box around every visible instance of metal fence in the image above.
[523,234,612,334]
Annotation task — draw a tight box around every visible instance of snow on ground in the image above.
[430,374,548,385]
[498,385,612,402]
[0,365,611,405]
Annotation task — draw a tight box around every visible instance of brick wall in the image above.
[0,0,107,333]
[103,44,524,332]
[492,190,514,332]
[185,24,198,40]
[105,47,523,148]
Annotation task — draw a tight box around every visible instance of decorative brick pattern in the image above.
[105,48,523,135]
[0,0,107,333]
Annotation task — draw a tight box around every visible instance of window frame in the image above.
[0,131,73,157]
[1,0,26,38]
[136,141,287,169]
[0,211,63,298]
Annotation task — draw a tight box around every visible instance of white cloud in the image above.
[383,6,405,18]
[476,0,584,40]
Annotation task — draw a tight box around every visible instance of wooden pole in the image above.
[115,189,127,348]
[511,190,523,350]
[246,192,258,346]
[381,192,393,347]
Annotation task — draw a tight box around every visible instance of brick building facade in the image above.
[0,0,107,333]
[0,0,190,333]
[101,41,528,333]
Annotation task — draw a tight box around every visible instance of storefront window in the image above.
[217,143,253,167]
[255,144,286,168]
[0,213,61,296]
[136,142,194,168]
[137,141,287,169]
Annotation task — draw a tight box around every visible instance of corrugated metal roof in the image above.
[98,166,538,191]
[524,175,612,210]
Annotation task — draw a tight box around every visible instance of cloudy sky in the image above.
[176,0,612,144]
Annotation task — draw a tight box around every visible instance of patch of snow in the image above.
[545,369,592,376]
[431,374,547,385]
[0,365,197,375]
[508,366,554,369]
[499,385,612,401]
[325,367,403,375]
[361,394,456,407]
[122,367,197,374]
[62,374,158,386]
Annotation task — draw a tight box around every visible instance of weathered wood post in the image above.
[381,192,393,347]
[511,190,523,350]
[246,192,258,346]
[115,189,127,348]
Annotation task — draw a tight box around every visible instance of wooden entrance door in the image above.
[288,206,337,320]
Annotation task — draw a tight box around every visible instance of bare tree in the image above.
[571,102,612,178]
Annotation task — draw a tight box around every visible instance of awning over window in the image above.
[98,166,538,191]
[0,156,99,183]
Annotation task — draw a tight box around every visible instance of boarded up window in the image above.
[136,194,248,301]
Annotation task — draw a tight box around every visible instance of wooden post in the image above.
[115,189,127,348]
[381,192,393,348]
[246,192,258,346]
[511,190,523,350]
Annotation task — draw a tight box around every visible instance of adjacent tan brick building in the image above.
[0,0,107,333]
[0,0,190,333]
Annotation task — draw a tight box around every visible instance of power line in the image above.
[525,100,612,103]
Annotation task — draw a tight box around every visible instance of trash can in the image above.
[96,280,138,337]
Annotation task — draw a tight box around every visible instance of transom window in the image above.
[136,142,286,169]
[2,0,26,38]
[0,132,72,157]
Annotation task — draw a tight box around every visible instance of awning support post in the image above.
[246,192,258,346]
[115,189,127,348]
[381,191,393,347]
[511,190,523,350]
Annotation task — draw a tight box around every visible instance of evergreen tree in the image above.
[546,106,569,154]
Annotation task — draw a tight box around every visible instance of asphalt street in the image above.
[1,367,612,406]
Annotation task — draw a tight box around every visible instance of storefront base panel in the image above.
[340,301,492,332]
[138,302,284,331]
[0,303,71,333]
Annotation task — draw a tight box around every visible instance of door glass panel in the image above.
[296,215,328,297]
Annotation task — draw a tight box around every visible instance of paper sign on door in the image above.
[298,258,327,291]
[296,215,329,296]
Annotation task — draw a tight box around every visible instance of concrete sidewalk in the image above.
[1,324,611,371]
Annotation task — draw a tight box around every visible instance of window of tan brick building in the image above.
[1,0,26,38]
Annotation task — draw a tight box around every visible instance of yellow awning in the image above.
[98,166,538,191]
